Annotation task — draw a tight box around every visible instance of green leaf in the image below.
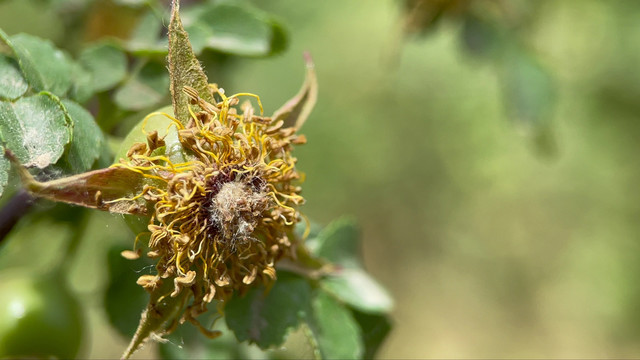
[186,2,288,57]
[79,41,128,93]
[69,62,93,103]
[321,268,394,314]
[0,92,71,168]
[61,99,104,172]
[314,217,361,268]
[127,10,166,56]
[311,218,394,313]
[168,0,214,123]
[0,146,9,197]
[267,19,288,57]
[104,245,153,338]
[307,291,363,360]
[1,31,73,96]
[113,60,169,111]
[350,309,392,359]
[0,54,28,100]
[158,319,267,360]
[225,271,312,349]
[460,14,502,59]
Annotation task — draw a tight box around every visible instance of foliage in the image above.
[400,0,557,156]
[0,0,392,359]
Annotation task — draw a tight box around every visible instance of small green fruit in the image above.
[0,269,84,359]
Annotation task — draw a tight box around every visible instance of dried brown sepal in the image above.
[121,283,189,359]
[136,275,162,292]
[272,53,318,130]
[5,149,147,215]
[121,249,141,260]
[168,0,214,124]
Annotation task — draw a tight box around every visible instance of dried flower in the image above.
[3,2,318,357]
[112,82,310,318]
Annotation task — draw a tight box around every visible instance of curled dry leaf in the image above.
[272,52,318,130]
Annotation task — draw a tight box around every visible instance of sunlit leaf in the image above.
[79,41,127,93]
[0,54,28,100]
[0,31,73,96]
[312,218,394,313]
[185,2,288,57]
[225,271,311,349]
[0,92,71,168]
[61,99,104,172]
[314,217,361,269]
[127,10,166,56]
[307,291,363,360]
[114,60,169,111]
[321,268,394,314]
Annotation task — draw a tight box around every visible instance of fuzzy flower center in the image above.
[208,180,270,247]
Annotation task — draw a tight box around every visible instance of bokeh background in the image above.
[2,0,640,358]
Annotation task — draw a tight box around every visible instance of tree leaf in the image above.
[79,41,128,93]
[350,309,392,359]
[0,146,9,198]
[460,14,502,59]
[61,99,104,172]
[69,62,94,103]
[272,53,317,130]
[127,10,166,56]
[267,18,288,57]
[314,217,362,269]
[185,2,287,57]
[321,268,394,314]
[0,54,28,100]
[158,319,267,360]
[104,244,154,338]
[0,92,71,168]
[114,60,169,111]
[225,271,312,349]
[168,0,213,124]
[0,30,73,96]
[307,291,363,360]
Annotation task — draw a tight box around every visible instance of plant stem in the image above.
[0,190,35,245]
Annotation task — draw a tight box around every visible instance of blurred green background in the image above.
[3,0,640,358]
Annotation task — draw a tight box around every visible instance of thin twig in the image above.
[0,190,35,244]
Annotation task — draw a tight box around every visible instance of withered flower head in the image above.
[112,83,309,311]
[4,54,317,358]
[3,2,318,357]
